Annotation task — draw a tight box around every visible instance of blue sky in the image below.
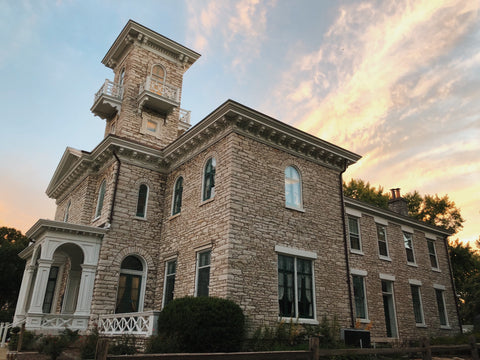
[1,0,479,244]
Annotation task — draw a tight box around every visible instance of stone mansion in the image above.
[14,20,460,342]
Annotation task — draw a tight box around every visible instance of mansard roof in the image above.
[102,20,201,69]
[344,197,453,237]
[47,100,361,200]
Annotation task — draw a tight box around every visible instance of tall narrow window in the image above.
[95,180,106,218]
[427,240,439,269]
[196,250,211,297]
[278,254,314,319]
[348,217,361,252]
[152,64,165,83]
[163,259,176,307]
[119,67,125,86]
[42,266,60,313]
[202,158,216,201]
[172,177,183,215]
[151,64,166,96]
[435,288,448,326]
[410,285,425,325]
[382,280,398,337]
[136,184,149,218]
[352,275,367,319]
[116,256,145,313]
[285,166,302,209]
[377,224,389,258]
[64,200,71,222]
[403,232,415,264]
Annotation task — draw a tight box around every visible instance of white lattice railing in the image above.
[140,76,180,103]
[179,108,191,125]
[94,79,123,103]
[40,314,89,331]
[98,311,160,336]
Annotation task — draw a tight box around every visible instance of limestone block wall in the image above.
[153,134,234,310]
[89,160,166,319]
[226,133,352,331]
[347,211,459,339]
[107,43,185,148]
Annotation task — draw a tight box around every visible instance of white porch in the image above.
[14,220,106,333]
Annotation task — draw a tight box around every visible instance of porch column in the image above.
[27,259,53,314]
[13,264,35,323]
[74,264,97,316]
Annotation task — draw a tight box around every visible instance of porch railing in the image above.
[98,311,160,336]
[140,76,180,103]
[94,79,123,104]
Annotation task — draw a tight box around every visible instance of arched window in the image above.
[151,64,165,83]
[202,158,216,201]
[285,166,302,209]
[136,184,149,218]
[95,180,107,218]
[172,177,183,215]
[115,255,146,313]
[63,200,71,222]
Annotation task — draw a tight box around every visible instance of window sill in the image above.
[440,325,451,330]
[134,216,147,221]
[169,213,181,221]
[379,256,392,262]
[200,197,215,206]
[350,249,364,256]
[407,262,418,267]
[431,267,441,273]
[278,317,318,325]
[92,216,101,222]
[416,323,427,328]
[285,205,305,213]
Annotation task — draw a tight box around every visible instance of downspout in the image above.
[444,234,462,333]
[108,151,121,227]
[339,159,355,328]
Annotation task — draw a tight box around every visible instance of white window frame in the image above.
[115,255,147,314]
[284,166,304,211]
[403,231,416,266]
[195,249,211,297]
[351,273,368,322]
[201,157,216,202]
[348,216,362,254]
[171,176,184,216]
[409,282,426,327]
[376,223,390,260]
[381,279,399,338]
[427,239,440,271]
[434,284,450,328]
[275,245,317,324]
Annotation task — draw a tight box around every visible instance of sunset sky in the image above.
[1,0,479,245]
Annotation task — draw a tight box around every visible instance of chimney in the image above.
[388,188,408,216]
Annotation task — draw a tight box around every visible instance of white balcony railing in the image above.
[179,108,191,125]
[98,311,160,336]
[140,76,180,103]
[94,79,123,104]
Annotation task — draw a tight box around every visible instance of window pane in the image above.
[403,232,415,263]
[278,255,295,317]
[428,240,438,268]
[376,224,388,256]
[172,177,183,215]
[203,158,216,201]
[136,184,148,217]
[348,217,361,250]
[435,289,448,325]
[197,251,211,297]
[147,120,157,132]
[164,260,176,306]
[297,259,313,318]
[352,275,366,319]
[285,166,301,208]
[95,180,106,218]
[411,285,424,324]
[42,266,59,313]
[116,274,142,313]
[121,256,143,271]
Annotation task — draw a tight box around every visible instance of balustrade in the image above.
[98,311,160,336]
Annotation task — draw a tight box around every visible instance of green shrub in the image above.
[37,335,69,360]
[147,296,245,353]
[8,327,38,351]
[79,327,99,359]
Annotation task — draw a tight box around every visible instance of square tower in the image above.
[91,20,200,148]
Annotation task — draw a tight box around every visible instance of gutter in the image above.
[339,159,355,328]
[108,151,121,227]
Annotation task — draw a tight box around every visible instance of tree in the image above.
[0,227,30,321]
[403,191,464,234]
[448,239,480,324]
[343,179,389,209]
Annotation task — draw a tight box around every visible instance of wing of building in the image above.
[13,20,459,343]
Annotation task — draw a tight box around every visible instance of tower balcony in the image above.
[138,76,180,114]
[179,108,191,132]
[91,79,123,120]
